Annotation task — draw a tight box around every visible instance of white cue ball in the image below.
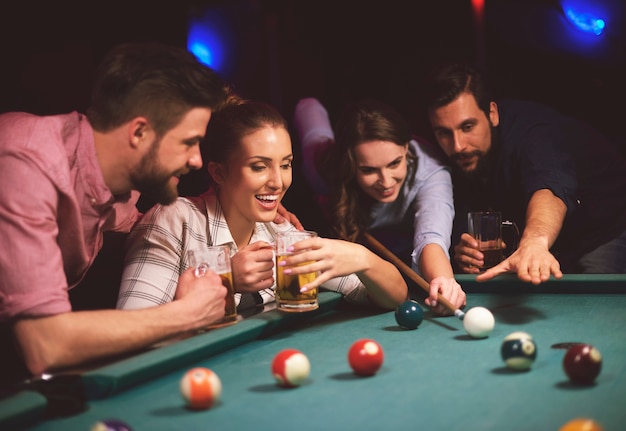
[463,306,495,338]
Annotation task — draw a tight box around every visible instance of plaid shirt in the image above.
[117,189,371,311]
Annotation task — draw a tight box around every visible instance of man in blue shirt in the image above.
[424,63,626,283]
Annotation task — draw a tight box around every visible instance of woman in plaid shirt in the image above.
[117,100,408,315]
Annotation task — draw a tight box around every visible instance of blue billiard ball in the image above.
[91,419,133,431]
[395,300,424,330]
[500,331,537,371]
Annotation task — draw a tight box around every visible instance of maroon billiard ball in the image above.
[348,339,384,376]
[563,344,602,385]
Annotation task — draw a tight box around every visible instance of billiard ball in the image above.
[462,306,495,338]
[91,420,133,431]
[394,300,424,330]
[348,338,384,376]
[500,331,537,371]
[559,417,604,431]
[180,367,222,409]
[563,343,602,385]
[272,348,311,387]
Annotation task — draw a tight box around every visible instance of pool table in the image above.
[1,274,625,430]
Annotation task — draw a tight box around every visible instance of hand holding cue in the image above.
[363,232,465,320]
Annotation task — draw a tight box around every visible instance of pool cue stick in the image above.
[363,232,465,320]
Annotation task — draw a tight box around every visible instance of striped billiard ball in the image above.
[272,348,311,387]
[180,367,222,409]
[501,331,537,371]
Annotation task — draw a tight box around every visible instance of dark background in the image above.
[3,0,624,201]
[2,0,624,134]
[1,0,624,307]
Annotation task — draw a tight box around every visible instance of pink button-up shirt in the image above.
[0,112,140,320]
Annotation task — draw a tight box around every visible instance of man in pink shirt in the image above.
[0,42,232,388]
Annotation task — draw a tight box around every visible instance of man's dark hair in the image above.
[87,42,232,137]
[424,63,493,119]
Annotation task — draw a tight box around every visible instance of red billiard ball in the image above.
[563,344,602,385]
[180,367,222,409]
[271,348,311,387]
[348,339,384,376]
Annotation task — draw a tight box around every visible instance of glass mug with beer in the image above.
[467,211,519,271]
[187,246,237,328]
[275,230,319,312]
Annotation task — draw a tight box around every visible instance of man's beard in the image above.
[451,126,498,181]
[132,139,182,205]
[451,150,489,181]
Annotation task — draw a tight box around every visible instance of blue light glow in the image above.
[187,23,224,69]
[189,42,213,66]
[187,7,233,74]
[561,0,607,36]
[564,9,605,35]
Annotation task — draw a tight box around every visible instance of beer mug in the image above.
[275,230,319,312]
[187,246,237,328]
[467,211,519,271]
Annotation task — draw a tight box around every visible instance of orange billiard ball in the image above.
[180,367,222,409]
[559,417,603,431]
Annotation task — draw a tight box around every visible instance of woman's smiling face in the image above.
[215,125,293,225]
[354,140,408,203]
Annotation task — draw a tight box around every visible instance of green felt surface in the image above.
[81,291,343,400]
[3,276,626,431]
[0,391,47,430]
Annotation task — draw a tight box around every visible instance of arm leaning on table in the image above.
[1,147,226,378]
[477,189,565,284]
[14,271,225,376]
